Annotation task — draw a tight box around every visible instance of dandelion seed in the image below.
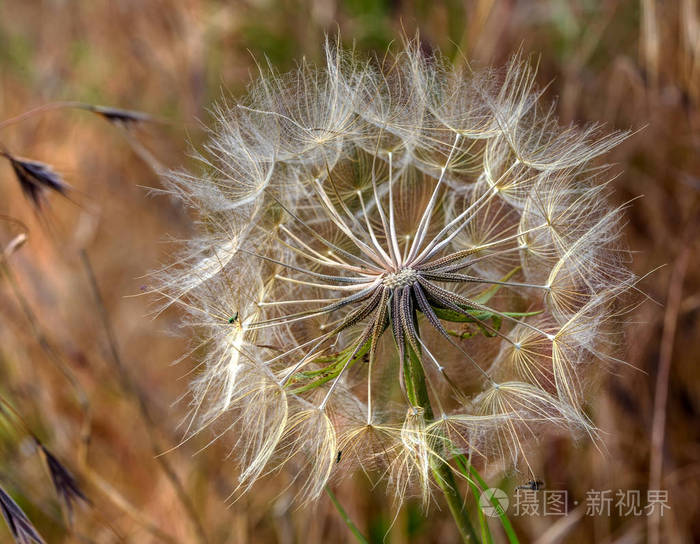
[161,37,633,504]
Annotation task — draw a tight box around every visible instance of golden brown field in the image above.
[0,1,697,543]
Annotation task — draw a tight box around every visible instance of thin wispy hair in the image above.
[158,36,634,505]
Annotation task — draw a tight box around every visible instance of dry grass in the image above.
[0,1,697,542]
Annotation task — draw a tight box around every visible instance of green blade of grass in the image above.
[325,486,368,544]
[455,455,519,544]
[466,474,493,544]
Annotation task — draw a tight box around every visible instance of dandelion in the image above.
[161,36,632,520]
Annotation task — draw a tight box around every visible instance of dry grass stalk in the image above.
[0,485,45,544]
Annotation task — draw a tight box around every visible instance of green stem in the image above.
[325,485,369,544]
[433,463,481,544]
[403,321,480,544]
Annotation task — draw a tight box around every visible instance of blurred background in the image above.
[0,0,697,542]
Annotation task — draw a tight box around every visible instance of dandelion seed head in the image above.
[161,36,633,504]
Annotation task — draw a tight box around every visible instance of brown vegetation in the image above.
[0,1,697,542]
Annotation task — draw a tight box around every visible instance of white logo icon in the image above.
[479,488,509,517]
